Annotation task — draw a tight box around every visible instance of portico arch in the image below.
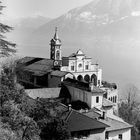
[77,75,83,81]
[91,74,97,86]
[84,74,90,83]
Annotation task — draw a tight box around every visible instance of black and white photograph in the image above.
[0,0,140,140]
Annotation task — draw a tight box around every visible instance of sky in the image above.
[2,0,93,19]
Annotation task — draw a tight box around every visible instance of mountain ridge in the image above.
[7,0,140,91]
[31,0,140,43]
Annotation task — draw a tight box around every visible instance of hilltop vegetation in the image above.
[0,59,70,140]
[119,84,140,140]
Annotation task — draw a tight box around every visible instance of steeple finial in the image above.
[54,27,59,40]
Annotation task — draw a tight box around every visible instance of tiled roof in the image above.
[85,107,103,118]
[102,98,115,107]
[51,70,68,77]
[91,86,104,93]
[23,59,54,75]
[70,100,90,110]
[83,110,101,119]
[101,81,117,89]
[84,108,132,132]
[67,109,109,132]
[63,78,104,94]
[99,117,133,132]
[27,96,108,132]
[17,57,43,66]
[17,56,36,64]
[26,88,61,99]
[34,59,54,65]
[69,53,76,57]
[54,103,109,132]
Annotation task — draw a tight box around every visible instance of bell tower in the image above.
[50,27,62,61]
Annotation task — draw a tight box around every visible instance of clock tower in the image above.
[50,27,62,61]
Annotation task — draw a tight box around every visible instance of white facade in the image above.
[79,130,105,140]
[65,84,103,108]
[64,82,132,140]
[50,29,102,87]
[107,128,131,140]
[101,87,119,111]
[61,50,102,86]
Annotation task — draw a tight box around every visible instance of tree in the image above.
[119,84,140,138]
[0,1,16,57]
[0,58,71,140]
[0,59,22,111]
[119,84,140,122]
[0,122,17,140]
[1,100,40,140]
[29,98,71,140]
[40,118,70,140]
[0,59,40,140]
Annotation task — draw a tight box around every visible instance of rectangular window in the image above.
[71,65,74,71]
[98,80,100,85]
[96,96,99,103]
[105,132,109,139]
[85,65,89,70]
[118,134,122,140]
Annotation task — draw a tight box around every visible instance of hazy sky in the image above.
[2,0,93,19]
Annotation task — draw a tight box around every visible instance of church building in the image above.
[50,27,62,65]
[50,27,102,86]
[16,28,117,106]
[15,28,132,140]
[61,50,102,86]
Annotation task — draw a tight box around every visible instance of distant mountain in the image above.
[28,0,140,57]
[31,0,140,41]
[13,16,51,29]
[5,16,51,44]
[15,0,140,92]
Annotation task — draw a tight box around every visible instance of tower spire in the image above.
[50,27,62,61]
[54,27,59,40]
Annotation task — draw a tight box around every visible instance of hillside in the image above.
[6,0,140,93]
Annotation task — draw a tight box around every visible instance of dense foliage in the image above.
[40,118,70,140]
[0,1,70,139]
[118,84,140,138]
[0,58,70,140]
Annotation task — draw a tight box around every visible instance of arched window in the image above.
[91,74,97,86]
[77,75,83,81]
[111,97,113,102]
[84,75,90,82]
[56,50,60,60]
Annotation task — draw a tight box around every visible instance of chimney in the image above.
[89,82,94,91]
[68,104,72,111]
[102,111,106,120]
